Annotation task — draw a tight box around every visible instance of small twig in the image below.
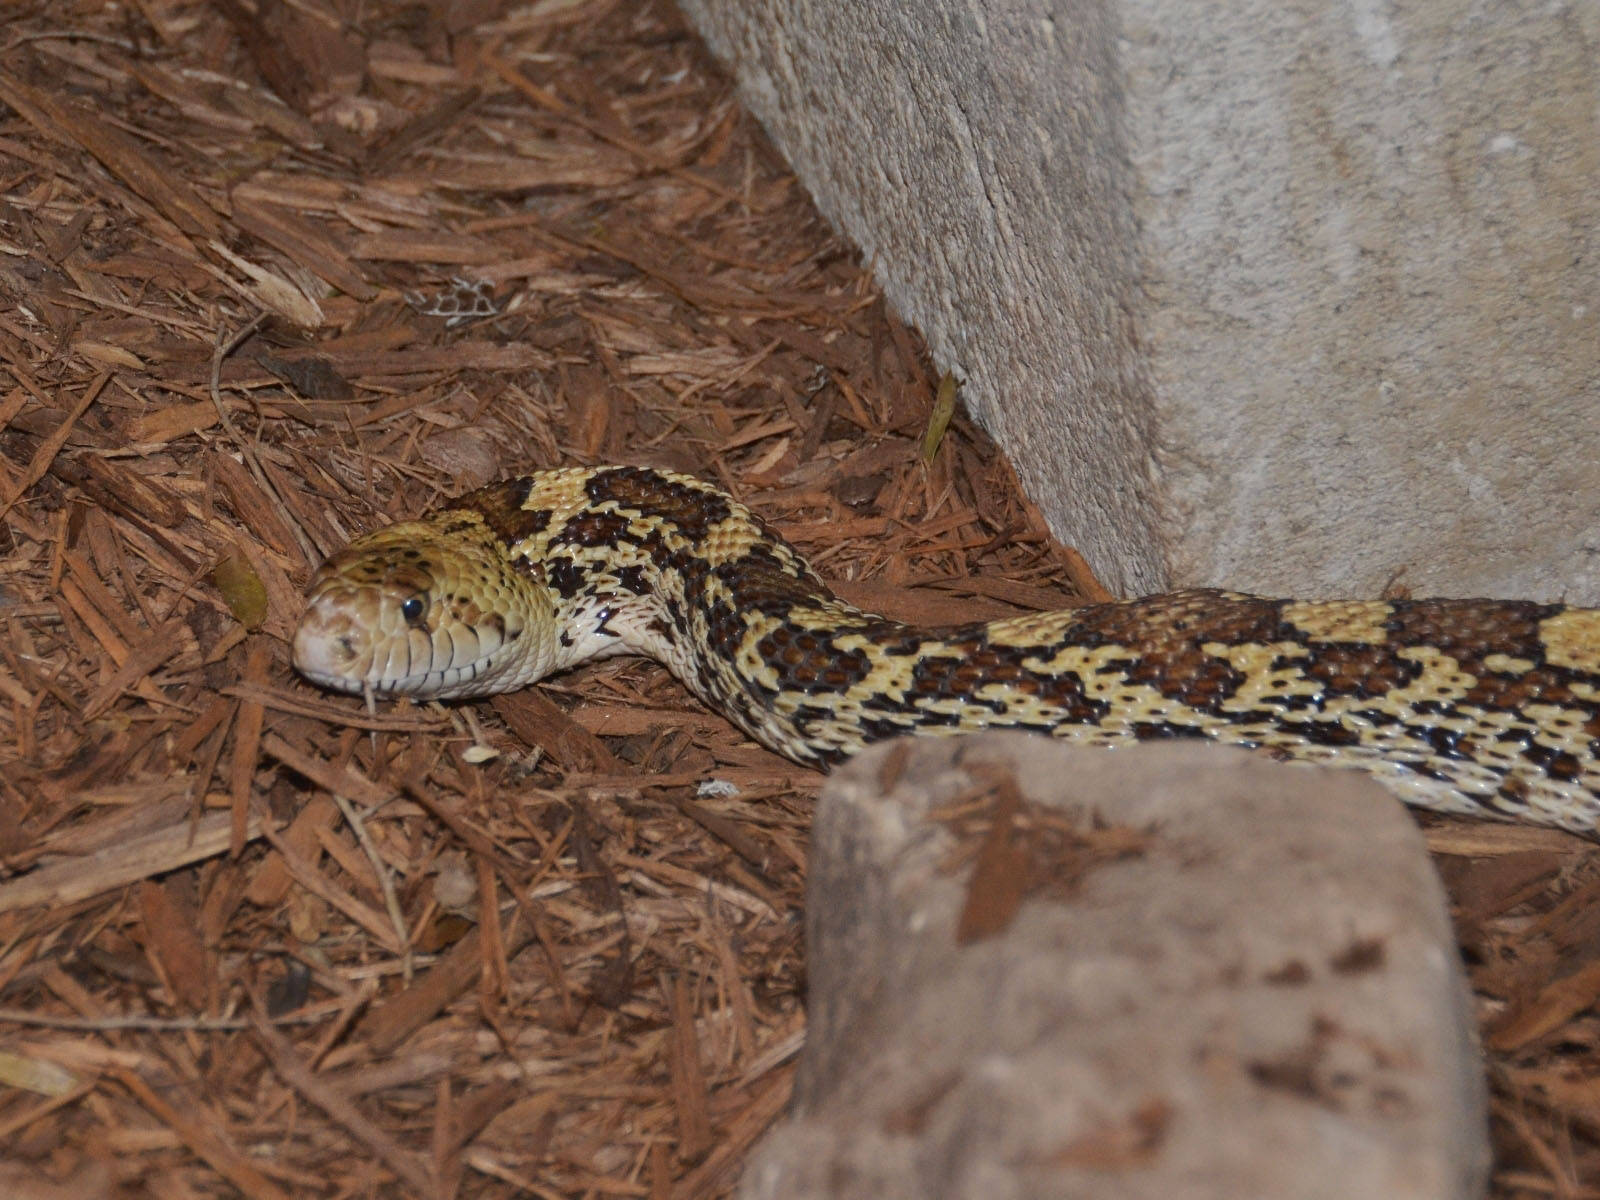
[1,30,137,54]
[330,789,413,984]
[0,1005,334,1032]
[208,312,269,435]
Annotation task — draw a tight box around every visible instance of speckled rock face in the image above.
[737,735,1489,1200]
[679,0,1600,605]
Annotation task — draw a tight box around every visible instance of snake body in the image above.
[293,465,1600,834]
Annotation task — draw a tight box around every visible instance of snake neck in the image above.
[453,467,899,761]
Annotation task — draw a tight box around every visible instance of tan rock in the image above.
[739,736,1489,1200]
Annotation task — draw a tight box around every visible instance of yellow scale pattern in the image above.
[292,466,1600,835]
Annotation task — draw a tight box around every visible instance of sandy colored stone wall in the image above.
[679,0,1600,604]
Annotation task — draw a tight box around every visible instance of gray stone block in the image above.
[680,0,1600,604]
[737,736,1489,1200]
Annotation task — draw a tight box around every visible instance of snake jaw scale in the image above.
[291,466,1600,835]
[292,518,561,700]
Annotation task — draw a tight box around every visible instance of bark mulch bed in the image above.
[0,1,1594,1196]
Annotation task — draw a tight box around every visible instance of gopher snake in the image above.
[292,465,1600,834]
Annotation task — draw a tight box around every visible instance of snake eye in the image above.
[400,595,427,625]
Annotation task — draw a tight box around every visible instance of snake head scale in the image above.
[292,516,558,700]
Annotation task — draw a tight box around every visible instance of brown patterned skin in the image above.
[292,466,1600,834]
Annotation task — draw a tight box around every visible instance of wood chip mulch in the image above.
[0,1,1595,1196]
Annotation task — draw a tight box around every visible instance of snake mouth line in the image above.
[293,660,483,699]
[291,614,483,699]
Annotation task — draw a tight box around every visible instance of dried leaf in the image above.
[919,371,960,464]
[254,351,354,400]
[211,552,269,630]
[0,1049,80,1097]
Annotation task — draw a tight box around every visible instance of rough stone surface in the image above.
[737,736,1489,1200]
[679,0,1600,605]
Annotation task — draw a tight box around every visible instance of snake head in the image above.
[292,518,555,700]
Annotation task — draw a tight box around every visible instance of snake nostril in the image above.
[336,634,357,659]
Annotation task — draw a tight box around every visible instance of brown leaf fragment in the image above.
[137,881,211,1013]
[254,350,354,400]
[210,551,269,630]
